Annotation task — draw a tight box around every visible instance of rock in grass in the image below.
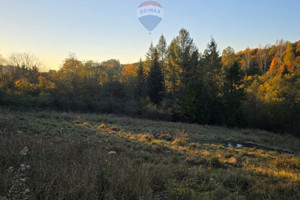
[237,143,244,148]
[108,151,117,155]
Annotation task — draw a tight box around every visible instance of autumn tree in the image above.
[281,42,295,74]
[122,64,137,83]
[54,56,84,105]
[38,76,55,97]
[269,56,282,75]
[241,48,252,73]
[101,59,122,82]
[166,39,181,94]
[167,29,199,90]
[256,47,268,73]
[222,46,236,67]
[145,43,155,73]
[276,39,286,60]
[14,78,36,95]
[156,35,168,67]
[296,40,300,56]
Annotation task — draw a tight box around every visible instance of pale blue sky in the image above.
[0,0,299,70]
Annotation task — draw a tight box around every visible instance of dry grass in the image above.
[0,107,300,199]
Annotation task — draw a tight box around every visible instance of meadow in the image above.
[0,107,299,200]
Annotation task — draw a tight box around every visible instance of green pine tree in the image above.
[201,38,224,124]
[136,59,146,99]
[222,62,246,127]
[179,79,211,124]
[147,49,165,105]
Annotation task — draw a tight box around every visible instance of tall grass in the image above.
[0,108,300,199]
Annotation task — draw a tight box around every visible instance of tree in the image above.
[222,46,236,67]
[136,60,146,99]
[7,53,40,70]
[55,56,84,102]
[201,38,223,124]
[0,55,6,66]
[244,79,263,128]
[297,40,300,55]
[202,38,221,71]
[179,79,211,124]
[166,39,181,94]
[38,76,55,97]
[14,78,36,95]
[166,29,199,90]
[156,35,168,66]
[156,35,168,86]
[176,29,199,87]
[269,56,282,75]
[145,43,155,73]
[101,59,122,82]
[281,42,295,74]
[241,48,252,73]
[147,49,165,105]
[122,64,137,83]
[256,47,268,73]
[222,62,245,127]
[276,39,286,60]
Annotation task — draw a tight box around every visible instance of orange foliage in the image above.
[122,64,137,82]
[297,40,300,53]
[296,56,300,65]
[269,56,282,75]
[280,61,293,74]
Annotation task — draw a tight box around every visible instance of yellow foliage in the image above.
[99,71,109,86]
[258,75,284,103]
[38,76,55,91]
[14,78,36,94]
[296,56,300,65]
[297,40,300,53]
[280,61,293,74]
[122,64,137,82]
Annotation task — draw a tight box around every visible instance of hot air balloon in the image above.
[137,1,164,33]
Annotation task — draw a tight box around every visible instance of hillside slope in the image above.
[0,108,300,200]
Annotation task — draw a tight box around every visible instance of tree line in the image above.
[0,29,299,135]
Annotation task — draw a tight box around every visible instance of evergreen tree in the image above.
[136,59,146,99]
[202,38,222,71]
[179,79,211,124]
[177,29,199,87]
[201,38,223,124]
[147,49,165,105]
[222,62,245,127]
[156,35,168,86]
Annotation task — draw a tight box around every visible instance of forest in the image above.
[0,29,299,135]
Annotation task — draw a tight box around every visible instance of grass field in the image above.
[0,107,300,200]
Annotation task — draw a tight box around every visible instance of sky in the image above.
[0,0,299,70]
